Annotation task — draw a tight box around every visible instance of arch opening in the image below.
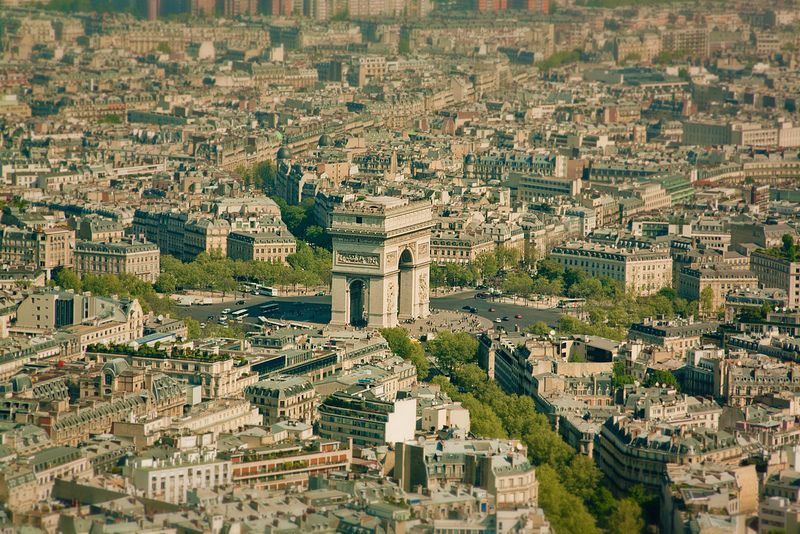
[398,249,415,320]
[349,279,367,327]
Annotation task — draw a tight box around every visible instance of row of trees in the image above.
[53,269,175,315]
[380,327,430,380]
[271,196,332,249]
[410,330,646,534]
[430,246,526,288]
[155,245,332,294]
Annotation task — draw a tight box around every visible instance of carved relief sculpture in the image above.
[337,252,380,266]
[386,281,396,313]
[419,275,428,303]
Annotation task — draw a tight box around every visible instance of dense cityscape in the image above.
[1,0,800,532]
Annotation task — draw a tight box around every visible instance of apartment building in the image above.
[431,231,495,265]
[74,239,160,282]
[662,27,709,58]
[170,399,261,438]
[678,267,759,311]
[314,358,417,401]
[395,438,538,510]
[318,391,416,447]
[0,226,74,273]
[14,290,145,346]
[750,250,800,309]
[224,439,351,491]
[227,230,296,265]
[244,375,318,426]
[508,172,581,201]
[0,446,92,514]
[88,347,258,400]
[628,318,718,357]
[126,447,231,504]
[131,210,230,260]
[596,415,744,493]
[43,374,184,446]
[550,242,672,296]
[76,217,125,242]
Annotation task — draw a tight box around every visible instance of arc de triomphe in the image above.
[329,197,432,329]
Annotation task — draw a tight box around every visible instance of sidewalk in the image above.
[404,309,492,338]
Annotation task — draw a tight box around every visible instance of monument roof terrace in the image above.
[330,196,432,238]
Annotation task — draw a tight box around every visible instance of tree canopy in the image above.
[380,327,429,380]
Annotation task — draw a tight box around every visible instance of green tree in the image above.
[99,114,122,124]
[537,258,564,280]
[527,321,551,336]
[613,361,635,389]
[502,271,535,297]
[700,285,715,315]
[474,251,499,279]
[427,330,479,375]
[380,327,429,379]
[537,49,583,72]
[523,241,538,267]
[184,317,201,340]
[608,498,645,534]
[53,268,82,291]
[644,369,679,390]
[436,362,644,532]
[782,234,798,261]
[155,272,177,294]
[253,161,277,192]
[494,245,520,271]
[537,465,601,534]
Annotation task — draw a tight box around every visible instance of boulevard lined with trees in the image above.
[381,327,649,534]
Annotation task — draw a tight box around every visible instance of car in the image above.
[476,292,490,299]
[462,305,472,310]
[488,307,496,312]
[494,318,502,323]
[199,322,206,328]
[316,291,326,296]
[515,314,523,319]
[236,300,246,305]
[502,316,510,321]
[222,308,232,314]
[469,307,478,313]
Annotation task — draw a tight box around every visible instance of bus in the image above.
[261,303,279,314]
[250,284,279,296]
[231,309,249,319]
[557,298,586,309]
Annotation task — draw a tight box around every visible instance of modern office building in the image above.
[318,390,416,447]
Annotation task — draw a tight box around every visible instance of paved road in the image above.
[177,290,563,331]
[433,291,562,331]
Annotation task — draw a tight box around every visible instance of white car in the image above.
[494,318,502,323]
[199,322,206,328]
[222,308,232,314]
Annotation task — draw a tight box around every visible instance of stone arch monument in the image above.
[329,196,432,329]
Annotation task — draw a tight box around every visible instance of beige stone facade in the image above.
[227,231,296,265]
[74,239,160,282]
[0,226,74,273]
[330,197,432,328]
[550,243,672,296]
